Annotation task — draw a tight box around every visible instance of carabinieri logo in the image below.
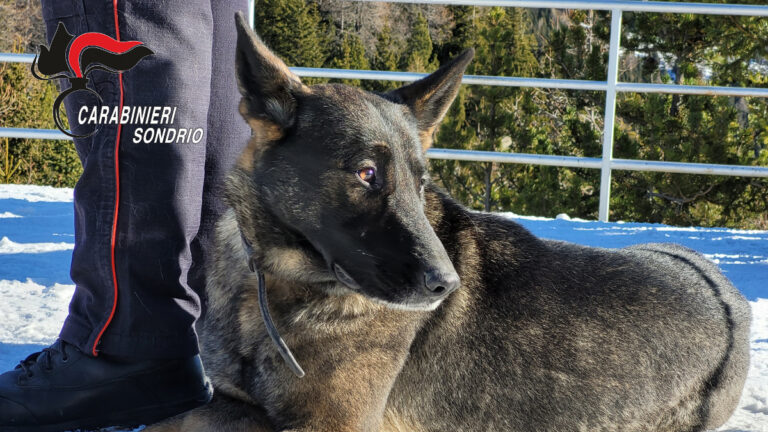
[31,22,154,138]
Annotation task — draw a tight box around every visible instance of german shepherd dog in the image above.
[149,12,751,432]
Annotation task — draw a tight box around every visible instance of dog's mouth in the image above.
[367,296,445,312]
[332,262,445,311]
[333,262,360,291]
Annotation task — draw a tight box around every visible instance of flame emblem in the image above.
[32,22,154,138]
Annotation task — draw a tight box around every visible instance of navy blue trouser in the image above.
[41,0,250,359]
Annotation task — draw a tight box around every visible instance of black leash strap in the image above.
[241,232,306,378]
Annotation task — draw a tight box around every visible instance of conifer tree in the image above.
[402,11,437,73]
[438,6,475,61]
[330,33,370,87]
[254,0,327,69]
[368,24,400,92]
[374,25,399,72]
[433,7,540,212]
[0,57,80,186]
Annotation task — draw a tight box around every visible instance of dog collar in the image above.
[240,231,258,272]
[239,229,306,378]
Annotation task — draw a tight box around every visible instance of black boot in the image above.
[0,339,213,432]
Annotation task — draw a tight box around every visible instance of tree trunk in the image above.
[483,98,498,212]
[670,63,683,117]
[484,162,492,212]
[733,96,749,130]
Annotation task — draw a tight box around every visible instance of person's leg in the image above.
[0,0,250,429]
[60,0,213,359]
[189,0,251,314]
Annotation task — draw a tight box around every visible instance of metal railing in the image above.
[2,0,768,221]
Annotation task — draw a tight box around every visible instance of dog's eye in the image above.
[357,167,376,184]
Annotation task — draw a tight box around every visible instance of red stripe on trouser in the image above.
[92,0,123,356]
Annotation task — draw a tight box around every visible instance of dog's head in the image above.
[231,12,472,311]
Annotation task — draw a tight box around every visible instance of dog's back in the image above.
[621,242,751,429]
[384,200,750,431]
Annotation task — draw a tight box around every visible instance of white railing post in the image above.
[248,0,255,28]
[598,9,622,222]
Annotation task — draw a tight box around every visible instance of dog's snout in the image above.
[424,269,460,297]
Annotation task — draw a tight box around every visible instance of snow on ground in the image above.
[0,184,74,202]
[0,184,766,431]
[729,298,768,430]
[0,279,75,344]
[0,236,74,254]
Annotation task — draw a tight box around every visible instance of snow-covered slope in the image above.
[0,185,766,431]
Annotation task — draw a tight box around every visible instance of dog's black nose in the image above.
[424,270,460,297]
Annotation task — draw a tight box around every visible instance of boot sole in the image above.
[0,380,213,432]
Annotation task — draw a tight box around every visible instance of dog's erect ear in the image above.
[388,48,474,151]
[234,11,306,134]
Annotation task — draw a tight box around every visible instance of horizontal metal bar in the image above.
[293,67,425,82]
[1,129,764,177]
[0,53,34,63]
[611,158,768,177]
[293,69,768,97]
[426,149,768,177]
[2,55,606,91]
[293,67,608,90]
[617,82,768,98]
[5,55,767,98]
[462,76,606,90]
[352,0,768,17]
[0,127,72,141]
[426,149,604,168]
